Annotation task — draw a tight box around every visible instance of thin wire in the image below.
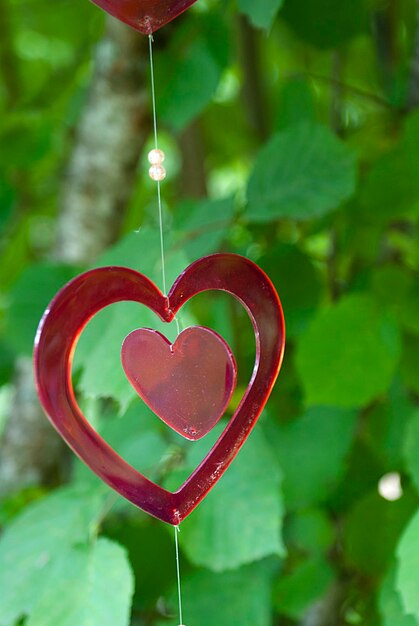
[148,34,167,296]
[148,34,159,150]
[174,525,184,625]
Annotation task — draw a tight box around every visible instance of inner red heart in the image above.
[121,327,237,440]
[90,0,198,34]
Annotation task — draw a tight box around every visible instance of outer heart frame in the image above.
[34,254,285,525]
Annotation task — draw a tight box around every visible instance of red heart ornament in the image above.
[90,0,198,35]
[121,327,237,441]
[34,254,285,525]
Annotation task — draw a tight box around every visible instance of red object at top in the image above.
[90,0,198,34]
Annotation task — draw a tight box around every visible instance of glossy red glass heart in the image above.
[34,254,285,525]
[90,0,198,34]
[121,326,237,441]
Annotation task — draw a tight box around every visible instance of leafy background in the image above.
[0,0,419,624]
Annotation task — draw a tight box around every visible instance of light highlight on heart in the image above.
[121,327,237,440]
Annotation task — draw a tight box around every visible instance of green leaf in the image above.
[371,265,419,336]
[360,112,419,221]
[5,263,78,356]
[93,229,190,288]
[0,113,53,169]
[106,520,174,610]
[401,335,419,395]
[379,565,419,626]
[259,244,323,337]
[396,510,419,621]
[295,294,402,408]
[276,78,316,130]
[344,488,418,577]
[190,292,236,357]
[403,410,419,494]
[157,561,274,626]
[238,0,283,30]
[331,439,385,513]
[0,179,15,235]
[246,123,356,222]
[0,486,107,625]
[267,406,357,510]
[176,426,284,571]
[174,196,236,260]
[158,38,222,132]
[286,509,334,556]
[72,400,171,487]
[281,0,367,49]
[273,557,334,619]
[0,340,14,386]
[26,538,134,626]
[363,383,414,471]
[197,8,231,70]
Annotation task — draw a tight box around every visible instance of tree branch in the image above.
[301,73,391,109]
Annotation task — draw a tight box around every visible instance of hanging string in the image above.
[147,34,181,336]
[149,36,184,622]
[174,525,185,626]
[148,33,167,297]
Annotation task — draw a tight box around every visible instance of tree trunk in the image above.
[55,18,149,263]
[0,17,150,496]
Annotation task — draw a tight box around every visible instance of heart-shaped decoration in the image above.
[121,327,237,441]
[34,254,285,525]
[90,0,198,35]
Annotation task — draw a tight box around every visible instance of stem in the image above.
[302,73,391,109]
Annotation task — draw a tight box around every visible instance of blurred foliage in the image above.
[1,0,419,625]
